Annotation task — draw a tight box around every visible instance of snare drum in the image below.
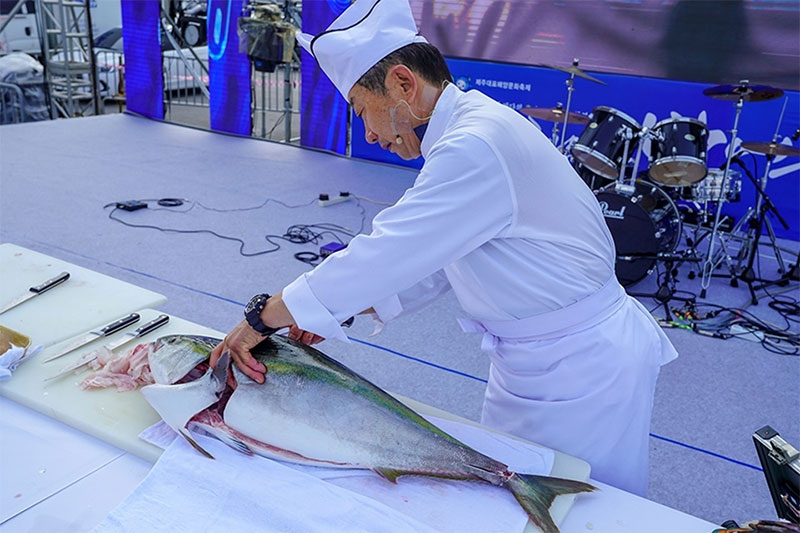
[649,117,709,187]
[572,106,642,180]
[686,168,742,204]
[596,180,683,286]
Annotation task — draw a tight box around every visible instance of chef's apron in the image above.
[459,277,677,496]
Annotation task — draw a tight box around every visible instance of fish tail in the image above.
[506,473,596,533]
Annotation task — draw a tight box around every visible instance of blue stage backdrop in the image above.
[352,58,799,241]
[299,0,349,154]
[120,0,163,119]
[208,0,251,135]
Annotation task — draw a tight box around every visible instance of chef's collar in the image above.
[420,83,460,159]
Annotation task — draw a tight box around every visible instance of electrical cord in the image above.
[104,196,366,261]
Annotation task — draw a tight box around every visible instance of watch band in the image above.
[245,293,280,336]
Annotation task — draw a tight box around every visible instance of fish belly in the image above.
[223,367,481,478]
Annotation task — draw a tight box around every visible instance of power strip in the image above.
[318,192,351,207]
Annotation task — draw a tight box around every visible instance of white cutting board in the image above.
[0,243,167,347]
[0,308,222,463]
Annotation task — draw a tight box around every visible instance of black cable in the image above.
[104,196,367,263]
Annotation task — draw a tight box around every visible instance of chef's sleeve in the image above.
[371,269,451,323]
[282,131,513,342]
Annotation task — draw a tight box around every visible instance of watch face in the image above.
[246,295,265,315]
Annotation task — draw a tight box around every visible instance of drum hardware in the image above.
[625,250,701,319]
[520,104,590,147]
[731,113,798,304]
[698,80,784,299]
[542,58,604,153]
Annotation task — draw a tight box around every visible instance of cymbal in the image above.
[702,83,784,102]
[741,141,800,157]
[542,63,607,85]
[521,106,591,125]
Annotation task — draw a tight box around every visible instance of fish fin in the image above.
[507,473,596,533]
[191,421,254,457]
[373,467,404,484]
[180,430,215,460]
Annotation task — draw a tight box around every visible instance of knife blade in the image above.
[43,313,140,363]
[45,314,170,381]
[0,272,70,315]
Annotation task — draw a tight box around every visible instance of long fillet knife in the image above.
[0,272,70,315]
[43,313,140,363]
[45,314,170,381]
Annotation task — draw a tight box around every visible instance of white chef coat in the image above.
[283,83,677,496]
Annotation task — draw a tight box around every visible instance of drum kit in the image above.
[522,63,799,306]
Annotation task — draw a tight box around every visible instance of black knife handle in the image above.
[30,272,70,294]
[100,313,140,336]
[134,314,170,336]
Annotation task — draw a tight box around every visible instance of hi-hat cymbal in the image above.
[542,63,607,85]
[702,83,784,102]
[521,106,591,125]
[741,141,800,157]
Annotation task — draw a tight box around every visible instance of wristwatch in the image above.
[244,293,280,336]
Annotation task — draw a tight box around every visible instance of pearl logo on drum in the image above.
[599,201,627,220]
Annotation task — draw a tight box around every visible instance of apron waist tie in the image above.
[458,276,627,346]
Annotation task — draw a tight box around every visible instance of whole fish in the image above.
[141,334,595,532]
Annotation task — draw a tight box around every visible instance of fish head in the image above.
[149,334,220,385]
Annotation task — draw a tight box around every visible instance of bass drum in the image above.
[596,180,683,286]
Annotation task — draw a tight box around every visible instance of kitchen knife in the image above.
[45,314,170,381]
[0,272,70,315]
[43,313,140,363]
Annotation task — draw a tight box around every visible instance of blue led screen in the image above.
[299,1,348,154]
[120,0,163,119]
[352,58,799,240]
[208,0,251,136]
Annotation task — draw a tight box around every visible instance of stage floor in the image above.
[1,113,798,525]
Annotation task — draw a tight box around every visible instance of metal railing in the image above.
[0,81,26,123]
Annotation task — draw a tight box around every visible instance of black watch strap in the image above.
[245,293,280,336]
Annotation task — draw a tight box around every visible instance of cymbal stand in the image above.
[735,98,790,281]
[699,88,746,298]
[558,58,579,153]
[733,154,791,304]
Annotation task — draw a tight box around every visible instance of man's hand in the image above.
[288,325,325,345]
[209,319,268,383]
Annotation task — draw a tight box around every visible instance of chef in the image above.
[210,0,677,497]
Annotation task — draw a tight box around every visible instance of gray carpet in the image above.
[1,114,798,527]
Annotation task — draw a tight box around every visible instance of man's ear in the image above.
[386,64,417,100]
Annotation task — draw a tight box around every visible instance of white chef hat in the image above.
[296,0,428,100]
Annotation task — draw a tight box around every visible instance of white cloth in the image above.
[93,434,437,533]
[0,344,42,380]
[296,0,427,100]
[118,415,555,533]
[282,83,677,495]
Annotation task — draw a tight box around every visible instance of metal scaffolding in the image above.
[35,0,99,118]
